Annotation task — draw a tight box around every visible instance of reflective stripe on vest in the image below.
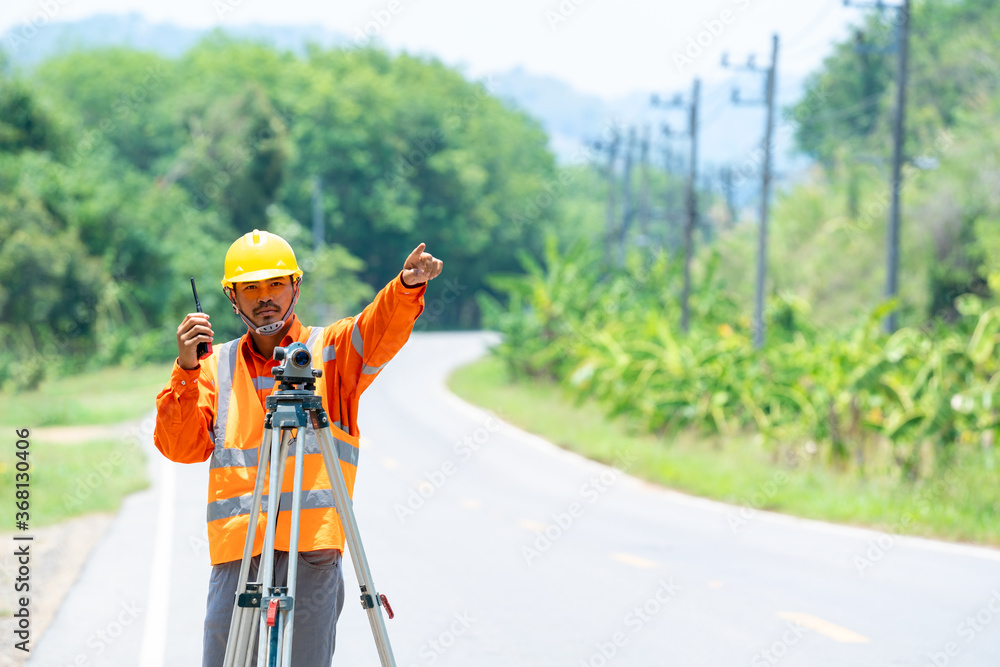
[209,433,359,469]
[207,326,353,523]
[212,339,240,447]
[207,488,337,523]
[351,316,389,375]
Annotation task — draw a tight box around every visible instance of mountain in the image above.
[491,66,810,214]
[490,66,807,167]
[1,12,350,64]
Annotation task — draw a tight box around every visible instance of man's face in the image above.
[234,276,294,329]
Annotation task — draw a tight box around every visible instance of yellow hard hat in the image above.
[221,229,303,288]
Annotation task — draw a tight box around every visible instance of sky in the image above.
[0,0,862,100]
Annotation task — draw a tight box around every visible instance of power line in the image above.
[783,0,844,54]
[698,95,734,130]
[802,91,884,123]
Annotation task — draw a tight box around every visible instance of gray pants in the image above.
[203,549,346,667]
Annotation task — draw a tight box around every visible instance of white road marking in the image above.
[138,460,176,667]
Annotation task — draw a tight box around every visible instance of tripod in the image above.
[223,342,397,667]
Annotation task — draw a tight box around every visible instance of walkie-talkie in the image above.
[190,277,213,360]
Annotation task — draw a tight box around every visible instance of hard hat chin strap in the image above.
[226,279,301,336]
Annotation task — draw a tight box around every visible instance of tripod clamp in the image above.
[236,584,293,627]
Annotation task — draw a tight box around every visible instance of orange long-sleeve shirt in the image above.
[154,272,425,563]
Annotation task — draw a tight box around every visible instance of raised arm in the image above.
[334,243,443,396]
[153,311,218,463]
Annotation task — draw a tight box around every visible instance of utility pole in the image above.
[312,176,324,250]
[599,131,621,267]
[886,0,910,333]
[682,79,700,334]
[724,34,779,349]
[758,35,779,349]
[699,173,715,244]
[845,0,911,332]
[721,166,737,226]
[618,126,637,266]
[660,125,680,254]
[639,125,651,246]
[311,175,325,320]
[652,81,700,332]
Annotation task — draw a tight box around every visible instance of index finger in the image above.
[183,313,210,328]
[406,242,427,265]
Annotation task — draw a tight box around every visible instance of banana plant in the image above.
[485,234,1000,480]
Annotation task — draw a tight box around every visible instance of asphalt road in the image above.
[29,331,1000,666]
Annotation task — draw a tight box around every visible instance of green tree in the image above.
[282,47,559,327]
[35,48,177,170]
[0,78,56,153]
[163,86,289,234]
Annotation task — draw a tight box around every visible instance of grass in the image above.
[448,355,1000,547]
[0,361,165,528]
[0,362,173,427]
[0,437,149,528]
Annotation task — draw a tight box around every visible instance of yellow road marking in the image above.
[612,553,658,569]
[519,519,546,532]
[777,612,870,643]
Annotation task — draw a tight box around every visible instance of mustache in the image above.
[254,302,280,315]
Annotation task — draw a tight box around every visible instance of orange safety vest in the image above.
[206,326,359,566]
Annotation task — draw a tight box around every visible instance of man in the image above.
[154,229,443,666]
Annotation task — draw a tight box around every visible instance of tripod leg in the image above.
[315,427,397,667]
[234,428,286,667]
[224,426,274,667]
[273,609,284,666]
[238,431,290,667]
[280,427,307,665]
[258,429,293,667]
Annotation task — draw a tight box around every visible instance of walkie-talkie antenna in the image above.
[190,277,213,359]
